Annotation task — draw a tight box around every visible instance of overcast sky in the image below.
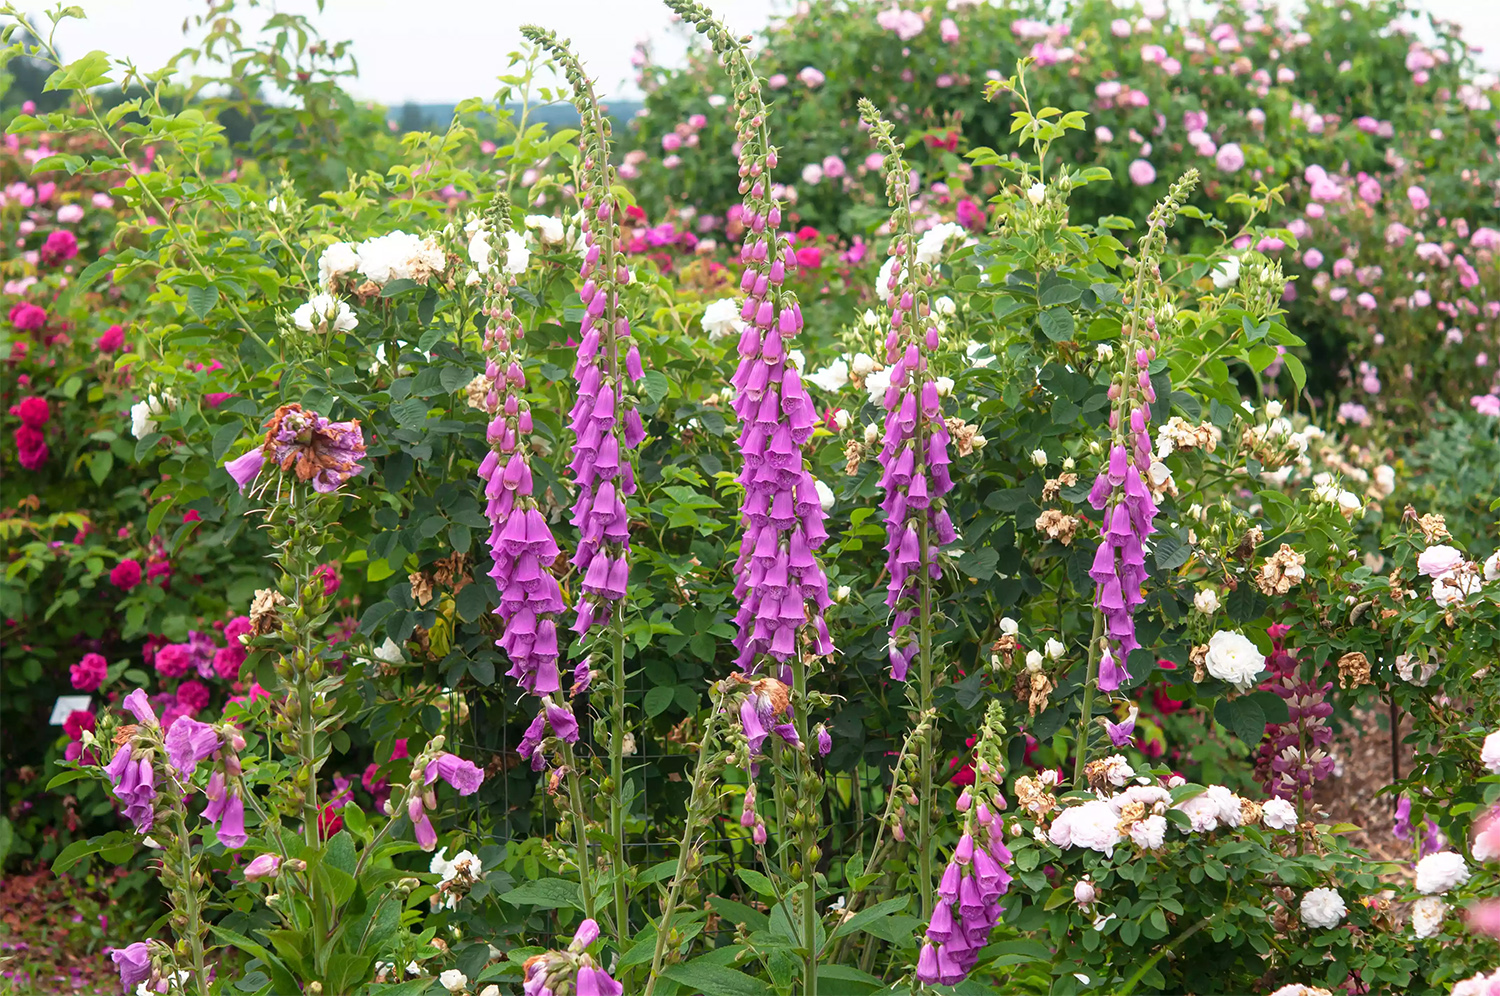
[18,0,1500,106]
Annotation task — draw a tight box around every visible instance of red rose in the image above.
[109,558,143,590]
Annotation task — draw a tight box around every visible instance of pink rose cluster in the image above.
[9,395,50,469]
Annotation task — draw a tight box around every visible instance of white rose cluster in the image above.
[1410,895,1447,939]
[1173,784,1244,832]
[129,392,178,439]
[1048,799,1123,856]
[700,297,745,341]
[292,292,358,335]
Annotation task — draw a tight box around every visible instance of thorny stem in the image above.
[643,697,724,996]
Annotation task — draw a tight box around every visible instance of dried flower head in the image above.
[1255,543,1307,596]
[1336,651,1372,689]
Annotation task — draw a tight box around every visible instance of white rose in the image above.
[787,349,806,372]
[1193,589,1221,615]
[1028,182,1046,205]
[933,295,956,316]
[318,241,360,286]
[1414,851,1470,895]
[479,987,501,996]
[1264,400,1283,418]
[850,352,878,376]
[502,230,530,275]
[806,359,851,392]
[1299,887,1347,929]
[1045,638,1065,660]
[1030,448,1048,468]
[1411,895,1447,939]
[524,214,565,244]
[1432,574,1480,608]
[1486,731,1500,774]
[934,376,955,397]
[1025,649,1044,671]
[1129,813,1167,849]
[1211,256,1241,290]
[915,222,966,266]
[439,969,468,992]
[863,423,880,445]
[835,585,851,602]
[1261,797,1298,830]
[1096,343,1114,361]
[700,298,745,341]
[831,408,851,431]
[864,368,892,401]
[999,617,1019,636]
[1484,550,1500,582]
[1204,630,1266,690]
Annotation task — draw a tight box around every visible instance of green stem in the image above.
[610,606,629,936]
[1115,916,1211,996]
[1072,609,1106,787]
[643,702,723,996]
[791,658,818,996]
[561,744,598,921]
[169,806,211,995]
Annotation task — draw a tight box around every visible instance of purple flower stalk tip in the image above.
[108,942,151,989]
[261,403,366,493]
[424,751,486,796]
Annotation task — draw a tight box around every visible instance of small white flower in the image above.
[933,295,956,316]
[1416,851,1470,895]
[373,637,405,664]
[700,298,744,341]
[1204,630,1266,690]
[864,368,892,401]
[318,241,360,286]
[1411,895,1447,939]
[1096,343,1115,361]
[1030,448,1049,468]
[915,222,966,265]
[1100,754,1134,787]
[1073,878,1096,906]
[814,478,835,511]
[524,214,565,244]
[439,969,468,992]
[502,230,530,275]
[1261,797,1298,830]
[850,352,878,376]
[999,617,1019,636]
[1028,182,1047,205]
[863,423,880,445]
[1193,589,1221,615]
[129,394,173,439]
[1299,887,1347,929]
[1264,400,1283,418]
[934,375,955,397]
[831,408,851,431]
[1045,637,1065,660]
[1025,649,1044,671]
[787,349,806,372]
[1484,730,1500,774]
[1129,814,1167,849]
[1484,550,1500,582]
[835,585,851,602]
[1211,256,1241,290]
[1432,573,1481,608]
[292,293,358,334]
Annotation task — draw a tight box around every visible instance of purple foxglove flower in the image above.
[244,854,281,880]
[105,744,156,832]
[816,725,832,756]
[164,717,221,776]
[122,688,157,725]
[262,403,366,493]
[571,918,601,951]
[217,790,247,849]
[224,446,266,492]
[576,967,624,996]
[408,794,438,850]
[1104,705,1138,747]
[424,752,485,795]
[544,698,580,744]
[108,942,152,989]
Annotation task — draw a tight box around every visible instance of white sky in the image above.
[17,0,1500,106]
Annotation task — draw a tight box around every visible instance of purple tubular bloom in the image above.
[1104,706,1138,748]
[916,837,1011,985]
[224,446,266,492]
[568,128,641,643]
[408,793,438,850]
[575,966,625,996]
[1086,402,1160,691]
[544,697,580,744]
[262,403,366,493]
[475,225,567,699]
[105,744,156,832]
[873,174,952,681]
[424,752,486,795]
[164,717,221,776]
[122,688,157,726]
[201,770,246,848]
[108,942,152,989]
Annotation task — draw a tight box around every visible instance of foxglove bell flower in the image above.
[917,702,1014,985]
[864,108,954,680]
[564,78,643,642]
[424,752,486,795]
[202,769,247,848]
[105,743,157,833]
[108,942,152,990]
[472,214,568,697]
[224,403,365,495]
[520,914,623,995]
[164,718,221,776]
[734,675,800,756]
[723,68,833,671]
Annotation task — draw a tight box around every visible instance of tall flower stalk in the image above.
[860,99,956,919]
[1074,170,1199,785]
[663,3,834,992]
[469,201,596,916]
[521,25,642,938]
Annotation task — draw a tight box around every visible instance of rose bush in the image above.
[2,1,1500,995]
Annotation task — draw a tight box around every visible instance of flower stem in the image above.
[561,743,597,921]
[169,807,211,994]
[917,508,934,922]
[610,605,629,937]
[643,698,723,996]
[1073,608,1106,787]
[792,657,818,996]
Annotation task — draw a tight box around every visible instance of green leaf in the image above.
[1038,307,1075,342]
[74,256,114,289]
[90,450,114,485]
[1152,534,1191,572]
[1039,283,1083,307]
[1043,885,1073,910]
[814,965,884,992]
[661,961,773,996]
[641,369,671,405]
[956,547,998,579]
[737,867,777,897]
[1215,696,1268,746]
[1283,353,1307,394]
[208,926,300,996]
[186,285,220,320]
[498,877,582,910]
[53,831,135,875]
[644,685,674,718]
[828,896,909,942]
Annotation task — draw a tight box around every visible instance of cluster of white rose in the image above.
[1203,629,1268,690]
[129,391,179,440]
[318,231,448,289]
[1416,541,1500,608]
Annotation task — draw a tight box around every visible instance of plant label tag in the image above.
[50,695,92,725]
